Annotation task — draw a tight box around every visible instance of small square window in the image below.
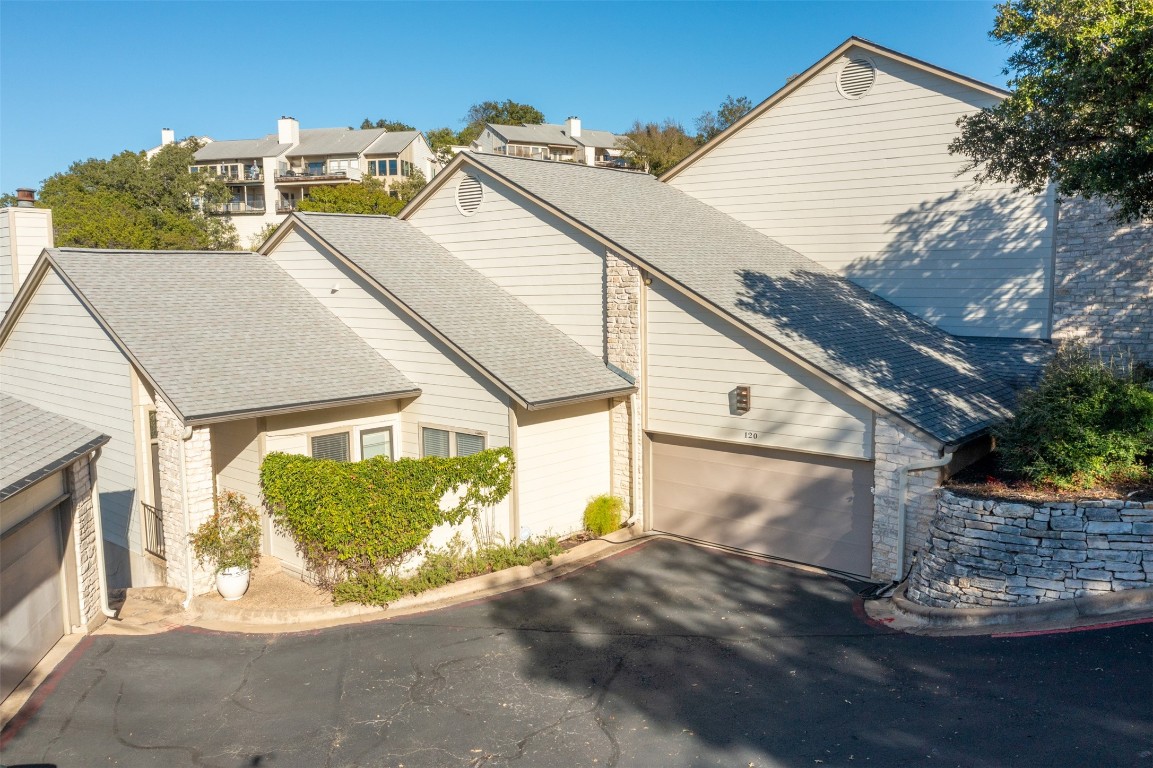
[361,427,393,461]
[311,432,350,462]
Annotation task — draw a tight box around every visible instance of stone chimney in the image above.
[161,128,175,146]
[278,116,300,145]
[565,116,581,138]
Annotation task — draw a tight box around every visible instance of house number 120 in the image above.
[744,431,758,439]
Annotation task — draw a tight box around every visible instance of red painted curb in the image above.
[992,615,1153,638]
[0,635,95,749]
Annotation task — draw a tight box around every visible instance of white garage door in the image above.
[1,505,65,700]
[651,436,874,577]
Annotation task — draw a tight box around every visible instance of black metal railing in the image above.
[142,501,166,560]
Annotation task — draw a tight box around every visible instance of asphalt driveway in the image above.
[2,538,1151,767]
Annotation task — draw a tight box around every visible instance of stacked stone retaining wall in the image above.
[908,490,1153,608]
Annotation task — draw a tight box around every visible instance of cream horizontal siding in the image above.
[407,169,606,357]
[515,401,612,539]
[212,419,261,504]
[0,214,12,313]
[670,50,1054,339]
[0,269,138,553]
[645,282,873,459]
[266,230,510,461]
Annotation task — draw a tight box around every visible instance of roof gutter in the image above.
[523,384,638,412]
[180,388,423,427]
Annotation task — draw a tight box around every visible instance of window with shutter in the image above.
[455,432,485,456]
[310,432,350,462]
[422,428,450,458]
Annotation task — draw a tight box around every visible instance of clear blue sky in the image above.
[0,1,1009,192]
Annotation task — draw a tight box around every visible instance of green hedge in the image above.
[260,448,514,590]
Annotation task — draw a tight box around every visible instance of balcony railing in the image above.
[275,167,362,182]
[142,501,166,560]
[277,199,299,213]
[215,201,266,214]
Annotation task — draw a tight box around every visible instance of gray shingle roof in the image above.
[487,123,581,147]
[44,249,419,423]
[962,337,1053,392]
[463,153,1020,444]
[286,128,390,157]
[291,212,635,408]
[573,129,624,149]
[1,393,109,501]
[194,137,289,161]
[364,131,422,155]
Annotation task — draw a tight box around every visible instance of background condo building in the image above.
[168,117,437,243]
[471,116,627,167]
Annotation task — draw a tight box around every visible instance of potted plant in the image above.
[189,491,262,600]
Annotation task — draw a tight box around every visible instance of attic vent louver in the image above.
[456,174,484,216]
[837,57,876,100]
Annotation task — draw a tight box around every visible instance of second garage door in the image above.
[1,505,65,701]
[650,436,874,576]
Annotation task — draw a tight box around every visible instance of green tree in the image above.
[695,95,754,143]
[619,119,697,175]
[359,118,416,131]
[38,140,237,250]
[426,127,459,165]
[295,177,404,215]
[458,99,545,145]
[390,170,428,204]
[950,0,1153,222]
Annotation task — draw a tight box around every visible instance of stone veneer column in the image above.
[67,456,102,626]
[154,399,216,595]
[606,250,643,520]
[1052,197,1153,362]
[872,416,944,581]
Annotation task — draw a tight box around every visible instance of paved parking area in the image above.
[2,538,1151,767]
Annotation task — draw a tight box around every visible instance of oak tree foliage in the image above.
[950,0,1153,222]
[34,139,238,250]
[618,119,697,175]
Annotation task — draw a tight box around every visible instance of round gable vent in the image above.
[456,174,484,216]
[837,57,876,100]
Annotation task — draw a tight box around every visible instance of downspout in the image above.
[627,392,640,527]
[87,448,118,619]
[894,450,954,582]
[179,425,195,610]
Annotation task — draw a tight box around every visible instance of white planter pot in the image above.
[216,567,251,600]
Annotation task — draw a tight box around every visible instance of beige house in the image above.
[1,37,1145,605]
[0,226,633,594]
[1,395,110,701]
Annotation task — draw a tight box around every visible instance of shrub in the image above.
[333,533,563,606]
[993,344,1153,488]
[259,448,514,591]
[583,494,625,536]
[189,491,262,573]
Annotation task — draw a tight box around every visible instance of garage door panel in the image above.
[651,436,873,576]
[1,508,65,701]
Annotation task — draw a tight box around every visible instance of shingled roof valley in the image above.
[42,249,418,423]
[460,153,1020,445]
[291,212,634,408]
